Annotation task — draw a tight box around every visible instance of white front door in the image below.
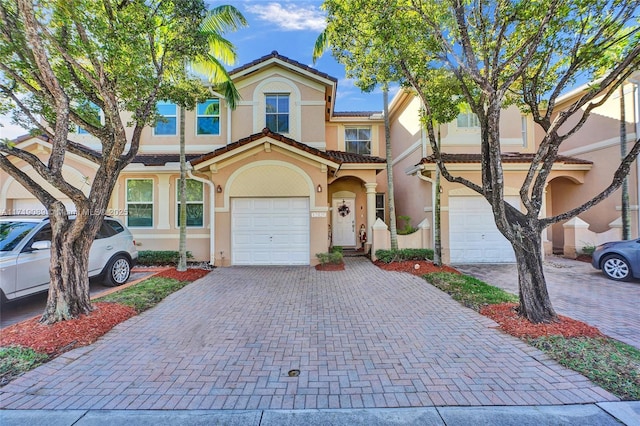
[232,197,310,265]
[332,198,356,247]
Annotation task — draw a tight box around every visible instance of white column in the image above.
[365,182,377,244]
[157,175,170,229]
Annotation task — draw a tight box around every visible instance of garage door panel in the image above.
[450,196,518,264]
[232,198,310,265]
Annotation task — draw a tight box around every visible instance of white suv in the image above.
[0,216,138,301]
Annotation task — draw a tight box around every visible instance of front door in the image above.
[332,198,356,247]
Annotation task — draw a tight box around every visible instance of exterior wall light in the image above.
[317,184,322,193]
[217,185,223,193]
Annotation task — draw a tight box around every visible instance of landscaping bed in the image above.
[374,260,458,275]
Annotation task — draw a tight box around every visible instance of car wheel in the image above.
[601,254,631,281]
[103,255,131,286]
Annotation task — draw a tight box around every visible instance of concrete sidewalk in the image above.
[2,402,640,425]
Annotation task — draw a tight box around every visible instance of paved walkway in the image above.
[0,258,618,411]
[457,256,640,349]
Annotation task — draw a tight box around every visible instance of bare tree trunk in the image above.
[384,86,398,250]
[505,208,557,323]
[433,127,442,266]
[620,85,630,240]
[178,106,187,271]
[40,203,93,324]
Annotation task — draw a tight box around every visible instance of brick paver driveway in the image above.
[457,256,640,350]
[0,258,616,410]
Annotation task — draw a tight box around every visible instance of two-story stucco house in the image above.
[0,52,389,266]
[389,75,640,264]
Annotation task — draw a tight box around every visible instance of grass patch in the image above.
[0,346,48,385]
[528,336,640,400]
[424,272,518,310]
[96,276,190,313]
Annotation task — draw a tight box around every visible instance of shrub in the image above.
[397,215,418,235]
[330,246,343,254]
[375,248,434,263]
[581,244,596,256]
[137,250,193,266]
[316,251,344,265]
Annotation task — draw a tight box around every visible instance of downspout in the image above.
[227,103,232,146]
[187,168,215,267]
[628,77,640,235]
[416,166,435,248]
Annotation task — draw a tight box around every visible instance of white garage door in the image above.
[232,198,310,265]
[449,196,519,263]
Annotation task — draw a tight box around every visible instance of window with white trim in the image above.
[126,179,153,227]
[376,193,385,221]
[265,94,289,133]
[154,101,177,135]
[196,99,220,135]
[176,179,204,227]
[345,127,371,155]
[456,111,480,128]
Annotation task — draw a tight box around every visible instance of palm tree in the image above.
[177,5,247,271]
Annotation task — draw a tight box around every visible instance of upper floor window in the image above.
[176,179,204,227]
[154,101,177,135]
[197,99,220,135]
[265,94,289,133]
[345,127,371,155]
[456,111,480,128]
[126,179,153,227]
[76,102,101,134]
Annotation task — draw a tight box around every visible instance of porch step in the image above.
[342,248,367,257]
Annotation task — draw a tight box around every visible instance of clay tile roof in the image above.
[325,150,386,164]
[190,128,341,166]
[230,50,337,83]
[132,154,203,166]
[417,152,593,166]
[332,111,382,118]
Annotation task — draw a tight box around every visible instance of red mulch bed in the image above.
[0,302,137,355]
[480,302,604,339]
[315,263,345,271]
[374,260,460,276]
[155,268,211,281]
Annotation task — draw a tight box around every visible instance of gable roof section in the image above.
[190,128,386,170]
[417,152,592,166]
[230,51,337,85]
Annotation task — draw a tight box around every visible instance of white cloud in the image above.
[246,2,326,32]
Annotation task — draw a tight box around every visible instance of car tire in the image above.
[103,255,131,287]
[601,254,632,281]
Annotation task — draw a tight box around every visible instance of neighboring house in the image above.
[0,52,388,266]
[389,75,640,264]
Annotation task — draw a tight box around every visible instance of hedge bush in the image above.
[375,248,434,263]
[137,250,193,266]
[316,251,344,265]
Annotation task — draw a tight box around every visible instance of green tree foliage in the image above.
[0,0,213,323]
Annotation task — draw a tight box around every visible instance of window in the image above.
[77,102,101,134]
[196,99,220,135]
[176,179,204,227]
[376,193,385,222]
[126,179,153,227]
[456,112,480,128]
[265,94,289,133]
[154,101,177,135]
[345,127,371,155]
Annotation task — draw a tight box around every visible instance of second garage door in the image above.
[449,196,519,264]
[232,198,310,265]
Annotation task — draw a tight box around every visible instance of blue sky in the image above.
[0,1,384,140]
[213,0,384,111]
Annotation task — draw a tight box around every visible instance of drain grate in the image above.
[287,369,300,377]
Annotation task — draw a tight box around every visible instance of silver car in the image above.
[0,216,138,301]
[591,238,640,281]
